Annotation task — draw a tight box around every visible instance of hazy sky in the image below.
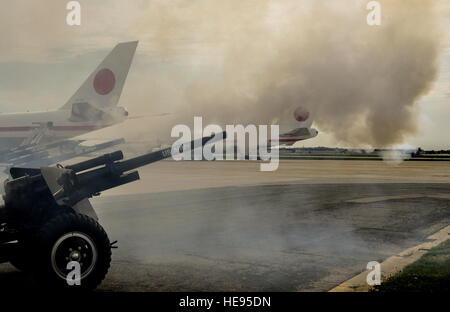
[0,0,449,149]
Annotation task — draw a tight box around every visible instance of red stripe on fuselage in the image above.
[0,125,111,132]
[269,138,308,142]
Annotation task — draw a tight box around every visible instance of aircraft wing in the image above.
[0,111,177,173]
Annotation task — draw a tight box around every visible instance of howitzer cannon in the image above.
[0,132,225,290]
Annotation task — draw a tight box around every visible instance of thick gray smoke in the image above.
[139,0,442,147]
[0,0,442,148]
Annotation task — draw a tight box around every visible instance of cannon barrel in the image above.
[66,150,124,173]
[116,132,225,173]
[70,131,226,200]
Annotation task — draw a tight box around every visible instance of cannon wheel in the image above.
[9,240,33,272]
[33,213,111,290]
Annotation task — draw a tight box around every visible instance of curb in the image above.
[329,225,450,292]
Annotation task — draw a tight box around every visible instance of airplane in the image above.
[0,40,318,171]
[75,105,319,159]
[270,106,318,146]
[0,41,138,169]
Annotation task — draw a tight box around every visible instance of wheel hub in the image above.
[69,250,81,261]
[51,232,98,281]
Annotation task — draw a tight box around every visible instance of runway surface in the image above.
[1,160,449,291]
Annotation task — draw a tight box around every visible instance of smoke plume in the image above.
[0,0,442,148]
[139,0,442,147]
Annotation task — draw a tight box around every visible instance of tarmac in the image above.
[0,159,449,291]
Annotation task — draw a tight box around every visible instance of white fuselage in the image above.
[0,110,113,148]
[0,41,137,153]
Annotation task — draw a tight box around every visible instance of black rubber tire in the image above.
[33,213,111,291]
[9,259,28,271]
[9,240,33,272]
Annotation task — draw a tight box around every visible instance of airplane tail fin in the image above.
[60,41,138,111]
[292,107,313,128]
[278,106,314,131]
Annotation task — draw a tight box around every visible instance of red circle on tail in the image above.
[293,107,310,122]
[93,68,115,95]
